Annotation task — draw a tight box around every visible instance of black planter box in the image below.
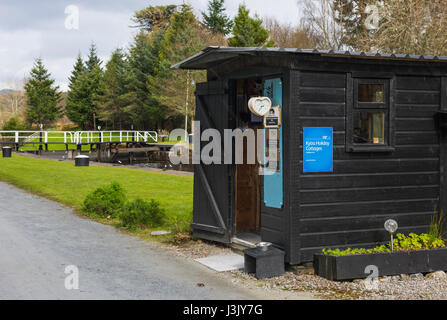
[314,248,447,281]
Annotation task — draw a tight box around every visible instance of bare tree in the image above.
[303,0,447,55]
[6,79,26,115]
[264,17,319,48]
[360,0,447,55]
[299,0,346,50]
[0,78,27,125]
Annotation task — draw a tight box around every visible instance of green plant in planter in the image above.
[323,245,390,256]
[393,233,445,251]
[429,210,445,241]
[323,232,446,256]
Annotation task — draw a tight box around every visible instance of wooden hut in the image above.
[174,47,447,264]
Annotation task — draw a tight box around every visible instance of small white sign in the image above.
[264,106,281,128]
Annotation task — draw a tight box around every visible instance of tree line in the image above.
[7,0,447,132]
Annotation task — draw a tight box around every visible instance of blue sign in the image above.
[303,127,333,173]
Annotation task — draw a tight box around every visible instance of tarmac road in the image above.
[0,181,286,300]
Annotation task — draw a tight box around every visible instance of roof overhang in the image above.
[172,46,447,70]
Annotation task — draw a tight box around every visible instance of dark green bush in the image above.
[2,117,27,131]
[82,182,126,218]
[120,198,166,229]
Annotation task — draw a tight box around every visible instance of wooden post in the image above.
[39,131,43,154]
[96,144,101,162]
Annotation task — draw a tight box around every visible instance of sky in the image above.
[0,0,302,91]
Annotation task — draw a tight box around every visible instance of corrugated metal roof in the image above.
[172,46,447,70]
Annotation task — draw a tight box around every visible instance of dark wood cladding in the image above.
[192,81,232,243]
[296,71,441,262]
[192,51,447,265]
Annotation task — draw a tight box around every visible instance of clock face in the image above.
[248,97,272,116]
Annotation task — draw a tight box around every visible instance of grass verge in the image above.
[0,154,193,239]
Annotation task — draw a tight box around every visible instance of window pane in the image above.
[353,111,385,144]
[358,84,384,103]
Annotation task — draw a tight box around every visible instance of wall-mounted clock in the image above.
[248,97,272,117]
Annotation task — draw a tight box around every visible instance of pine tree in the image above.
[66,44,104,129]
[68,53,86,87]
[229,4,275,47]
[149,4,208,129]
[65,53,85,128]
[86,43,102,72]
[202,0,233,35]
[66,65,103,130]
[24,58,62,127]
[123,31,163,130]
[96,49,130,130]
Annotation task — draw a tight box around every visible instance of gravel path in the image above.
[0,181,310,300]
[229,267,447,300]
[163,240,447,300]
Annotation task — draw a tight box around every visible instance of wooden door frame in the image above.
[228,73,285,237]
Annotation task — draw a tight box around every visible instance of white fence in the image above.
[0,131,158,144]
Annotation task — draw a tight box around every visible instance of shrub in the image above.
[2,117,27,131]
[82,182,126,218]
[60,123,79,131]
[168,211,192,234]
[119,198,166,229]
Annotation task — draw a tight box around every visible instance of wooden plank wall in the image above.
[297,71,440,262]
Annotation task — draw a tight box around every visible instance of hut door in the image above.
[235,124,262,234]
[191,81,231,243]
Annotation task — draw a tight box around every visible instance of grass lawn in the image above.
[0,154,193,233]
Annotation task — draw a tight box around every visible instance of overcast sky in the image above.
[0,0,302,91]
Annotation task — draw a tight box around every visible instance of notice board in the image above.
[303,127,333,173]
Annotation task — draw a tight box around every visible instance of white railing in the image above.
[0,131,158,144]
[23,131,41,143]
